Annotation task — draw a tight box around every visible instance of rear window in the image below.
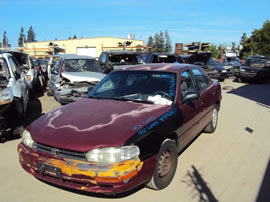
[157,55,177,63]
[108,54,141,64]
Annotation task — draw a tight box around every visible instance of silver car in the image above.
[48,54,105,104]
[0,52,29,135]
[7,51,38,97]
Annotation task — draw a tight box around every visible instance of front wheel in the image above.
[204,107,218,133]
[146,139,178,190]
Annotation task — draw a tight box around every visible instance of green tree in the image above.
[27,26,36,42]
[73,34,77,39]
[147,36,154,53]
[217,43,226,59]
[205,44,218,59]
[153,33,160,53]
[240,33,247,45]
[18,27,25,47]
[164,30,172,53]
[2,30,8,47]
[240,20,270,58]
[158,31,165,53]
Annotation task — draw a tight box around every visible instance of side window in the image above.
[180,71,196,100]
[191,68,210,92]
[53,59,62,73]
[8,56,18,75]
[100,53,107,64]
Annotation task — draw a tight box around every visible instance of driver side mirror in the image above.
[15,69,21,80]
[181,92,199,104]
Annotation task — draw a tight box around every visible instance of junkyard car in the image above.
[0,52,29,135]
[141,53,183,63]
[18,63,221,194]
[238,55,270,82]
[182,52,227,81]
[48,54,105,104]
[98,51,145,73]
[7,51,38,97]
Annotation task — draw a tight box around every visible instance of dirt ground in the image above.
[0,78,269,202]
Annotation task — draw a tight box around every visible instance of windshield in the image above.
[157,55,177,63]
[108,54,143,65]
[63,59,100,72]
[89,71,176,105]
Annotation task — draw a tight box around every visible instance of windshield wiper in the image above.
[118,97,154,104]
[88,96,154,104]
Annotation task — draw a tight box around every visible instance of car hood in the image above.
[188,52,212,64]
[61,72,105,83]
[28,98,171,152]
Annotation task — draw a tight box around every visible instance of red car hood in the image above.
[28,98,171,152]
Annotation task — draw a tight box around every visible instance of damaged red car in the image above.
[18,63,222,194]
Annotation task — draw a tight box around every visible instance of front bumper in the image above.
[239,71,266,80]
[54,88,88,104]
[18,142,156,194]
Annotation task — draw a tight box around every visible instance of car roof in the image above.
[116,63,194,73]
[57,54,96,60]
[102,51,141,55]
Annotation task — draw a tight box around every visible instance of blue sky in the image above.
[1,0,269,48]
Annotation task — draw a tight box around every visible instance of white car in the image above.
[48,54,105,104]
[7,51,38,97]
[0,52,29,135]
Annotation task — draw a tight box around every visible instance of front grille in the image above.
[33,142,87,161]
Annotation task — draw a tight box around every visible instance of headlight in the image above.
[240,68,245,72]
[0,88,13,105]
[55,82,60,88]
[26,75,32,81]
[22,130,35,148]
[222,70,226,73]
[85,146,140,163]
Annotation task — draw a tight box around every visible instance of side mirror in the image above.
[181,92,199,103]
[15,69,21,80]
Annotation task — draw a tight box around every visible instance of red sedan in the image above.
[18,63,222,194]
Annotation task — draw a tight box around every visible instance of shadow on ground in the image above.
[38,178,145,198]
[256,160,270,202]
[227,81,270,108]
[0,97,43,143]
[182,165,218,202]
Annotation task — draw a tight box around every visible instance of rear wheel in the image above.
[204,107,218,133]
[146,139,178,190]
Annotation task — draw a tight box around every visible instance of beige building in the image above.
[23,36,144,59]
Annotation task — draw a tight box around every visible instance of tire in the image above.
[218,78,225,82]
[204,107,218,133]
[146,139,178,190]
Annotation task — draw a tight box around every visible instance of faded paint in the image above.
[18,147,143,184]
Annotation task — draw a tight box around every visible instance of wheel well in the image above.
[166,133,178,149]
[216,100,221,111]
